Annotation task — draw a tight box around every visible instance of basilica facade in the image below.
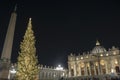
[68,41,120,78]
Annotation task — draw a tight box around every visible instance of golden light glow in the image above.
[81,57,83,59]
[62,73,65,76]
[76,57,78,60]
[86,63,89,67]
[115,59,118,64]
[113,52,116,55]
[80,63,84,68]
[100,54,103,56]
[100,60,105,65]
[106,53,108,56]
[71,66,73,69]
[86,55,88,58]
[95,62,98,66]
[111,69,114,73]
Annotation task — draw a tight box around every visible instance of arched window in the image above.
[86,63,90,75]
[81,62,85,76]
[71,69,74,76]
[95,66,98,75]
[115,66,120,73]
[95,62,99,75]
[102,65,106,74]
[91,66,94,75]
[100,60,106,74]
[81,67,85,75]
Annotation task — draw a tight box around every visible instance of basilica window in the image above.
[100,60,106,74]
[102,65,106,74]
[95,62,99,75]
[86,63,90,75]
[115,66,120,73]
[87,66,90,75]
[70,65,74,76]
[100,60,105,66]
[80,62,85,76]
[80,62,84,68]
[71,69,74,76]
[81,67,85,75]
[91,67,94,75]
[114,59,120,73]
[95,65,98,75]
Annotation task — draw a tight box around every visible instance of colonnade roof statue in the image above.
[91,40,106,54]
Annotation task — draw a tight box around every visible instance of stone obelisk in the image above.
[0,5,17,79]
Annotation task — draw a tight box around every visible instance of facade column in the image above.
[68,63,71,77]
[84,63,86,76]
[94,64,96,75]
[107,58,111,73]
[89,63,91,76]
[118,58,120,73]
[48,72,50,79]
[101,65,103,75]
[118,58,120,66]
[97,63,100,75]
[76,62,79,76]
[79,67,81,76]
[77,62,81,76]
[74,62,77,76]
[111,59,114,73]
[85,63,88,76]
[105,62,108,74]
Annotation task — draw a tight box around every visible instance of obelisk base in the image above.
[0,59,10,80]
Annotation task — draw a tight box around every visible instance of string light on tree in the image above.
[16,18,39,80]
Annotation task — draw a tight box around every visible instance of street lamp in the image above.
[110,68,118,79]
[8,64,16,80]
[10,68,16,74]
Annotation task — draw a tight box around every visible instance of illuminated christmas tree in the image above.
[16,18,39,80]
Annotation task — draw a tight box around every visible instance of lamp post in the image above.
[111,68,119,79]
[8,64,16,80]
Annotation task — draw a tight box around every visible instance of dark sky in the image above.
[0,0,120,68]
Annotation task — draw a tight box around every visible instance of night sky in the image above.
[0,0,120,68]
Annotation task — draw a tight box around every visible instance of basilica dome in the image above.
[91,40,106,54]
